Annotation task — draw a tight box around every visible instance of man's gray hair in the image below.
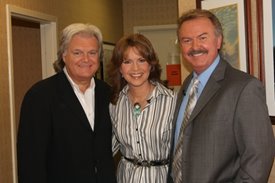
[53,23,103,72]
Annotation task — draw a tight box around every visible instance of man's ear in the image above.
[62,52,67,63]
[217,35,223,50]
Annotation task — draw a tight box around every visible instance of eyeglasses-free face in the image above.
[120,47,151,88]
[63,34,100,85]
[178,17,222,74]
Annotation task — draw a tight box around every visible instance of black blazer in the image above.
[17,71,116,183]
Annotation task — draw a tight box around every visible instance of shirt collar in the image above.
[121,81,174,102]
[63,67,95,93]
[194,54,220,88]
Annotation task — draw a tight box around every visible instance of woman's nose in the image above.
[131,61,139,70]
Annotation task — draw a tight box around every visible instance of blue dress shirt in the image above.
[174,55,220,146]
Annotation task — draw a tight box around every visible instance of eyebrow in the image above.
[71,48,98,52]
[198,32,208,37]
[181,32,208,39]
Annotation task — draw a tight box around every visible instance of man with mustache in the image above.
[168,9,275,183]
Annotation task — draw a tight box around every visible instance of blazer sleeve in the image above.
[233,78,275,183]
[17,86,52,183]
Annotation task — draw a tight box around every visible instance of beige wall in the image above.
[0,0,122,182]
[123,0,178,35]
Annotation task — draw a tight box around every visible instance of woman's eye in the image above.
[122,60,131,64]
[138,58,146,63]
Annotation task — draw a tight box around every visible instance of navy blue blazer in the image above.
[17,71,116,183]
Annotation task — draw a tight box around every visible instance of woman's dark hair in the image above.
[108,33,162,104]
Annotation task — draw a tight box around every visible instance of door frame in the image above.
[6,4,57,182]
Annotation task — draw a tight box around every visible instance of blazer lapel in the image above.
[93,78,110,132]
[187,59,227,124]
[56,72,92,130]
[93,79,101,132]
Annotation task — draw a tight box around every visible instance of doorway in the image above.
[6,4,57,183]
[134,24,179,81]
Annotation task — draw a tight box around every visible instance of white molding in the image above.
[263,0,275,116]
[40,22,57,78]
[6,4,57,182]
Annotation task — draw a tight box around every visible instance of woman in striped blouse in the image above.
[108,33,177,183]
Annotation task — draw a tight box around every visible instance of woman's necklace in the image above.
[133,102,142,116]
[128,84,154,117]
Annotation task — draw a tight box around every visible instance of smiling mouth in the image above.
[130,73,142,79]
[79,63,91,67]
[188,50,208,57]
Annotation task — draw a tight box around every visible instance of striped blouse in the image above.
[110,82,177,183]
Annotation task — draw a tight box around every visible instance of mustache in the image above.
[188,49,208,56]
